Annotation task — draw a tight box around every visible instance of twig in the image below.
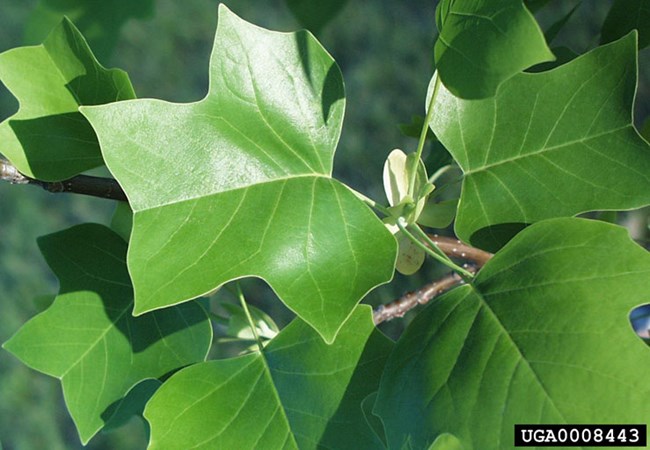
[426,233,492,267]
[373,266,476,325]
[0,158,127,201]
[373,236,491,324]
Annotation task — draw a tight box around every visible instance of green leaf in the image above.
[102,379,162,431]
[601,0,650,49]
[24,0,155,60]
[2,224,212,444]
[526,46,578,73]
[217,301,279,342]
[524,0,552,13]
[81,5,396,343]
[544,2,580,44]
[0,18,135,181]
[375,218,650,449]
[429,33,650,247]
[429,434,465,450]
[361,392,387,449]
[434,0,554,99]
[31,293,57,313]
[417,198,458,229]
[285,0,348,34]
[642,116,650,141]
[398,115,436,141]
[110,201,132,242]
[144,306,393,450]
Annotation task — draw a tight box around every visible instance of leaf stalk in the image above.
[235,283,265,354]
[407,71,441,199]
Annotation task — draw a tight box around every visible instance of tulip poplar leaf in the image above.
[375,218,650,449]
[144,306,392,450]
[601,0,650,49]
[435,0,554,99]
[0,18,135,180]
[81,5,396,343]
[2,224,211,444]
[428,32,650,247]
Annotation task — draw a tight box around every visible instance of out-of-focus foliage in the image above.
[285,0,349,34]
[601,0,650,49]
[24,0,155,61]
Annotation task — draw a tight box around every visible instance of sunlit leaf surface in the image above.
[82,5,396,343]
[429,33,650,248]
[0,19,134,180]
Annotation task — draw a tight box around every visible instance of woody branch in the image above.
[0,158,127,201]
[373,232,493,324]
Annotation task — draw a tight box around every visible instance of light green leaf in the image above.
[285,0,348,34]
[375,218,650,449]
[218,301,279,342]
[429,32,650,248]
[25,0,155,61]
[144,306,392,450]
[601,0,650,49]
[383,148,430,221]
[81,5,396,343]
[2,224,212,444]
[394,231,425,276]
[0,18,135,181]
[435,0,554,99]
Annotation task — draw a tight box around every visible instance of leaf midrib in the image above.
[463,124,632,176]
[465,283,570,437]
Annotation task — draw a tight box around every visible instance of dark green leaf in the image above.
[110,202,132,242]
[544,2,580,44]
[435,0,554,98]
[3,224,211,443]
[524,0,553,13]
[144,306,392,449]
[102,379,162,431]
[601,0,650,49]
[375,218,650,449]
[0,19,135,180]
[31,294,56,313]
[361,392,387,449]
[526,46,578,73]
[418,199,458,229]
[429,33,650,246]
[285,0,348,34]
[398,115,436,141]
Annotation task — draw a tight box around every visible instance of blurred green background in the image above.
[0,1,648,448]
